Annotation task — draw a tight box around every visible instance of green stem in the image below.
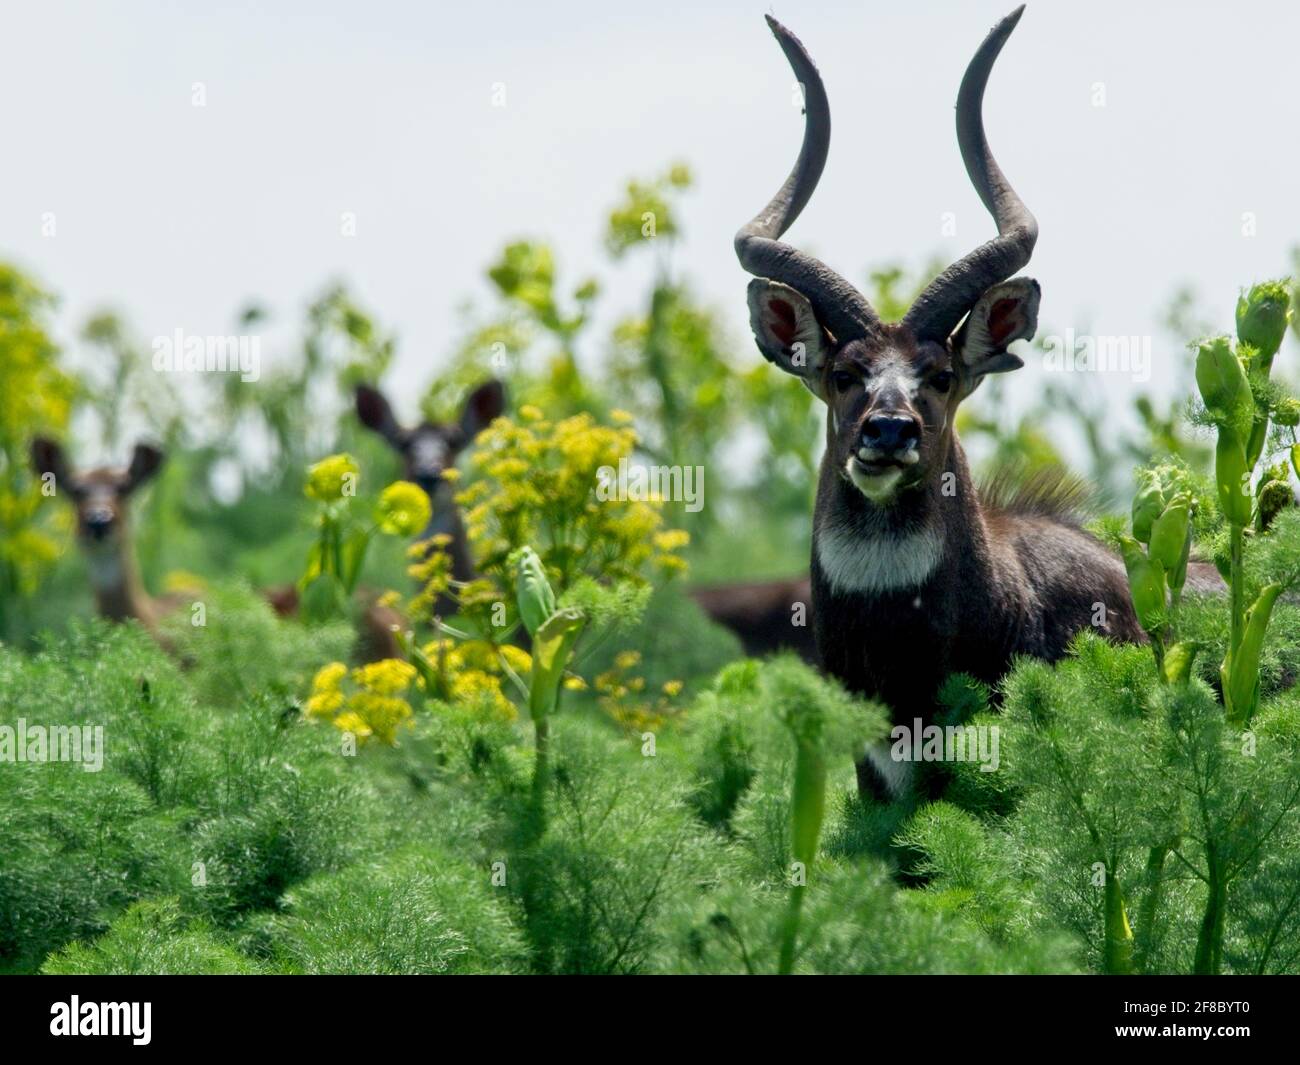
[1103,872,1136,975]
[1134,844,1170,971]
[777,885,805,975]
[1193,848,1228,975]
[527,715,550,840]
[1228,524,1245,661]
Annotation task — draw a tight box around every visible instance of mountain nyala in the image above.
[735,8,1165,799]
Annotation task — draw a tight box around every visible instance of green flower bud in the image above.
[1121,537,1166,632]
[512,546,557,637]
[1236,281,1291,365]
[790,742,827,868]
[1257,476,1293,532]
[1161,640,1200,685]
[1148,500,1190,575]
[1215,435,1253,527]
[1274,397,1300,427]
[1132,479,1166,544]
[1196,337,1253,440]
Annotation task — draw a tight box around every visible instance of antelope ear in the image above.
[747,279,831,384]
[31,436,71,490]
[125,442,165,493]
[459,379,506,440]
[953,278,1040,379]
[355,383,403,445]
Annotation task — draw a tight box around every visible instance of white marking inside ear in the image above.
[959,278,1040,369]
[816,513,943,595]
[747,279,828,381]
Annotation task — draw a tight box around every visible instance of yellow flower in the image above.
[662,680,683,698]
[305,453,359,502]
[352,658,417,696]
[449,669,516,721]
[311,661,348,693]
[614,650,642,671]
[348,691,413,744]
[333,711,374,742]
[376,480,432,536]
[162,570,207,594]
[520,404,545,422]
[653,529,690,552]
[499,644,532,676]
[609,408,635,425]
[305,689,344,718]
[563,675,588,691]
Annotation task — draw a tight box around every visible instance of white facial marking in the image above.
[410,435,448,470]
[846,458,903,502]
[856,445,918,466]
[864,350,921,399]
[816,512,944,596]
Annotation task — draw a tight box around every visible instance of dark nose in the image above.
[84,511,114,540]
[412,468,444,491]
[861,414,920,453]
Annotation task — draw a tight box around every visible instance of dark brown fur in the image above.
[689,577,816,661]
[812,440,1143,725]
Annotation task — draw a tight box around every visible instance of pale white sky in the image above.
[1,0,1296,445]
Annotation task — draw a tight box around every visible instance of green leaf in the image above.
[1215,435,1253,528]
[528,607,586,722]
[339,529,373,594]
[1120,537,1166,632]
[1224,582,1283,725]
[1162,641,1200,684]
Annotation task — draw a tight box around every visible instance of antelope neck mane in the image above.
[814,439,980,597]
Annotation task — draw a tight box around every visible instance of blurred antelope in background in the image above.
[688,576,815,660]
[30,437,187,647]
[354,379,505,619]
[736,8,1161,797]
[358,379,822,656]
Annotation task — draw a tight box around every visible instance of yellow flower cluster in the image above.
[1,266,78,599]
[304,453,359,502]
[420,638,525,722]
[408,409,689,629]
[375,480,432,537]
[304,658,416,745]
[593,650,685,733]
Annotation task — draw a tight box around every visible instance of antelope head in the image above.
[31,437,165,553]
[354,379,506,499]
[737,7,1040,505]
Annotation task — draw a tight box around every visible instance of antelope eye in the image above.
[930,370,956,393]
[831,371,858,393]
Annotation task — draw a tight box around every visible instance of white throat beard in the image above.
[815,510,944,596]
[85,548,125,593]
